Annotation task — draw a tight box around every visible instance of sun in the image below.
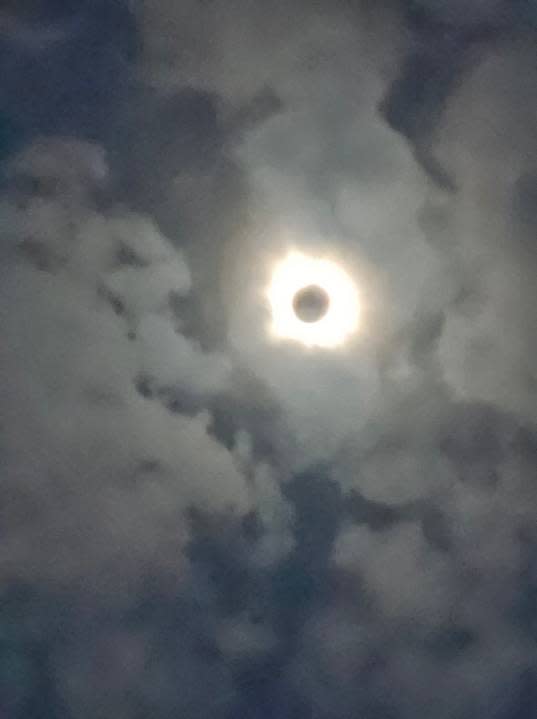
[266,251,361,348]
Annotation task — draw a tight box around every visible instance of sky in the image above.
[0,1,537,717]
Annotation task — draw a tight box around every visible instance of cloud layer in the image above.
[1,2,537,718]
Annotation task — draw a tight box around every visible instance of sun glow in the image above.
[266,251,361,348]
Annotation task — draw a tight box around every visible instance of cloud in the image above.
[0,1,137,143]
[434,37,537,423]
[2,2,537,719]
[0,138,254,599]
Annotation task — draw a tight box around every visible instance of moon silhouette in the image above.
[292,284,330,323]
[267,251,360,347]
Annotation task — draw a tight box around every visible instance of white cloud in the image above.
[0,139,251,598]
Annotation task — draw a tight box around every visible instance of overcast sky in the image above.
[1,2,537,718]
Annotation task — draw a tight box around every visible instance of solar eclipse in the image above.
[292,284,330,323]
[267,251,361,348]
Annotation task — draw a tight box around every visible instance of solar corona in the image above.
[267,251,361,348]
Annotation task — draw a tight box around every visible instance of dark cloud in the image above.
[381,0,537,187]
[0,0,137,149]
[1,1,537,718]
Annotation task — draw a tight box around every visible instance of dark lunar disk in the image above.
[293,284,330,323]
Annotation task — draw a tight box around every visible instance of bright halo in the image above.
[266,251,361,348]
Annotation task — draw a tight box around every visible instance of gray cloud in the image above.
[1,2,537,718]
[0,139,258,600]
